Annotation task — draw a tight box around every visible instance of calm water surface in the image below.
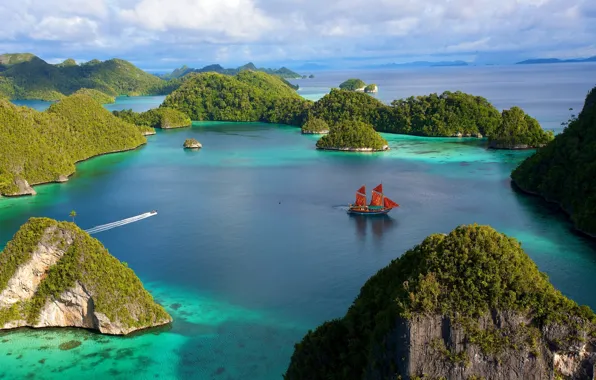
[1,66,596,379]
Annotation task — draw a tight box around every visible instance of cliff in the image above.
[285,225,596,380]
[0,218,171,335]
[512,86,596,236]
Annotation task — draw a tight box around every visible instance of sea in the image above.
[1,63,596,379]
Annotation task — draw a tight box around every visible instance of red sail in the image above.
[383,197,399,209]
[370,191,383,206]
[373,184,383,193]
[357,185,366,195]
[355,193,367,206]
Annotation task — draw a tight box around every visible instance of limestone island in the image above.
[183,138,202,149]
[488,106,554,149]
[113,107,192,130]
[285,224,596,380]
[72,88,115,104]
[0,218,172,335]
[339,78,378,93]
[315,121,389,152]
[0,94,147,197]
[301,117,329,134]
[512,86,596,237]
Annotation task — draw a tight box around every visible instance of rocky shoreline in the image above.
[317,144,389,152]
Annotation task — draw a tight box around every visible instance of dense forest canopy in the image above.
[161,71,311,125]
[339,78,367,91]
[113,107,191,129]
[512,86,596,235]
[0,94,145,195]
[161,62,302,80]
[315,121,388,150]
[72,88,115,104]
[301,117,330,133]
[285,224,595,380]
[488,107,554,148]
[0,54,172,100]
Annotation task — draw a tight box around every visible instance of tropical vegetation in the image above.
[339,78,367,91]
[0,94,146,195]
[512,86,596,235]
[0,54,171,100]
[285,224,595,380]
[113,107,191,129]
[162,71,311,125]
[488,106,554,148]
[162,62,302,80]
[72,88,115,104]
[0,218,171,330]
[301,117,330,134]
[316,121,388,150]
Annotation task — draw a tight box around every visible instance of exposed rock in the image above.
[317,144,389,152]
[476,133,484,138]
[6,178,36,197]
[142,130,156,136]
[488,141,546,150]
[364,84,379,93]
[301,129,329,135]
[56,175,69,183]
[0,218,172,335]
[453,132,463,138]
[183,138,202,149]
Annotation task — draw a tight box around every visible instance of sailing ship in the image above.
[347,184,399,215]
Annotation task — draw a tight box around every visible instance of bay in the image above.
[1,64,596,379]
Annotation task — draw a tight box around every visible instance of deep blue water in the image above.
[1,65,596,379]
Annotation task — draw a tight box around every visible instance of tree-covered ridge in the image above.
[0,218,171,331]
[339,78,366,91]
[0,54,168,100]
[162,62,302,80]
[72,88,116,104]
[488,107,554,149]
[308,89,388,127]
[0,94,146,196]
[301,117,330,134]
[0,53,36,66]
[512,86,596,235]
[285,224,596,380]
[316,121,388,151]
[113,107,191,129]
[162,71,312,125]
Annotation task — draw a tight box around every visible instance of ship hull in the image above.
[347,207,392,215]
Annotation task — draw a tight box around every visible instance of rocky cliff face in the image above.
[284,225,596,380]
[0,218,171,335]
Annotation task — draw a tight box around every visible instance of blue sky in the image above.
[0,0,595,71]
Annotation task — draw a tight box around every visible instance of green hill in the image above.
[72,88,116,104]
[285,224,596,380]
[0,54,170,100]
[488,106,554,149]
[316,121,388,151]
[0,94,146,196]
[0,217,171,334]
[0,53,37,66]
[113,107,191,129]
[163,62,302,80]
[162,71,311,125]
[512,86,596,235]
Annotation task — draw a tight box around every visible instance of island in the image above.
[161,62,302,80]
[511,85,596,236]
[72,88,115,104]
[338,78,378,93]
[315,121,389,151]
[0,218,172,335]
[113,107,192,130]
[162,70,311,126]
[301,118,329,134]
[183,138,202,149]
[0,94,146,197]
[285,224,596,380]
[0,53,174,101]
[488,106,554,149]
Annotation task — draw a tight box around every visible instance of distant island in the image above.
[0,217,171,335]
[0,53,171,101]
[161,62,302,80]
[517,56,596,65]
[183,138,202,149]
[512,85,596,236]
[285,224,596,380]
[359,60,469,69]
[113,107,191,130]
[338,79,378,93]
[0,94,147,197]
[315,121,389,152]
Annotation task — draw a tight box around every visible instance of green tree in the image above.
[69,210,77,222]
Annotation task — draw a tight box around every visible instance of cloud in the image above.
[0,0,593,67]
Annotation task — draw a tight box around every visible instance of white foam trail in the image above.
[85,212,155,235]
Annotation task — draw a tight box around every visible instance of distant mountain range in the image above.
[516,56,596,65]
[358,60,469,69]
[0,53,169,101]
[161,62,302,80]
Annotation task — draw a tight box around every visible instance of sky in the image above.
[0,0,595,71]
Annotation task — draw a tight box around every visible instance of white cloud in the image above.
[30,16,100,42]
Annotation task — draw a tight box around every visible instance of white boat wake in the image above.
[85,212,156,235]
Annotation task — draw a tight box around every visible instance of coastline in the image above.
[510,179,596,239]
[316,145,389,152]
[1,141,148,199]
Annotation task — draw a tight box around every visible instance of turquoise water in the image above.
[2,68,596,379]
[11,96,165,112]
